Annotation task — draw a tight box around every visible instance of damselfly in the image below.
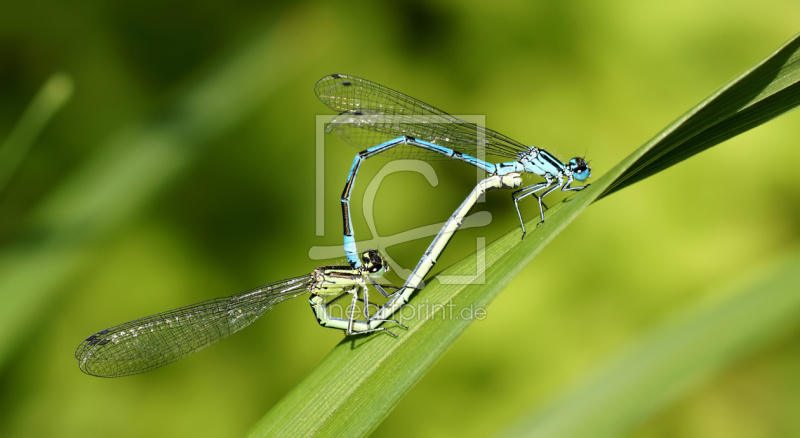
[77,175,522,377]
[315,73,591,267]
[75,250,397,377]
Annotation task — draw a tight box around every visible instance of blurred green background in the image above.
[1,1,799,437]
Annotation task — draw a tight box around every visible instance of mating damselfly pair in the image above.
[75,74,591,377]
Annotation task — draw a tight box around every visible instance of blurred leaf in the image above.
[248,33,800,436]
[0,73,73,194]
[0,29,313,369]
[503,247,800,437]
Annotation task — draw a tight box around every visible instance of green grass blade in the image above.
[503,247,800,438]
[248,34,800,437]
[0,73,73,194]
[0,29,310,369]
[601,33,800,199]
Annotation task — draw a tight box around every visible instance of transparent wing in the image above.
[315,73,529,160]
[75,275,313,377]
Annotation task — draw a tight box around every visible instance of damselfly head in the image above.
[361,250,389,275]
[568,157,591,181]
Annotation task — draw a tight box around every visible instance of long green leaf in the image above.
[601,33,800,198]
[248,33,800,437]
[503,247,800,437]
